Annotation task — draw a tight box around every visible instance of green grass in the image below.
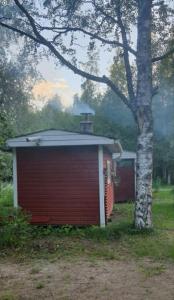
[0,183,13,208]
[0,294,16,300]
[0,184,174,262]
[139,263,166,278]
[35,282,45,289]
[153,189,174,229]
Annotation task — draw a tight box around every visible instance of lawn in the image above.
[0,185,174,299]
[0,184,174,262]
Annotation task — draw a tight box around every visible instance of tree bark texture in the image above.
[135,0,153,229]
[135,131,153,228]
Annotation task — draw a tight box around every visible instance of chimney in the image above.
[80,113,93,134]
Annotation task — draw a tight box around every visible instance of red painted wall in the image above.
[115,160,135,202]
[16,146,100,225]
[103,151,114,220]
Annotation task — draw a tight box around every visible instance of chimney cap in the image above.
[72,102,95,116]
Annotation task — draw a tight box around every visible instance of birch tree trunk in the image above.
[135,128,153,228]
[134,0,153,229]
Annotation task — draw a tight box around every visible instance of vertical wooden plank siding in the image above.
[103,151,114,220]
[115,160,135,202]
[98,145,105,227]
[16,146,100,225]
[13,148,18,208]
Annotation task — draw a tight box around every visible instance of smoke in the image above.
[72,102,95,116]
[46,97,62,111]
[153,81,174,138]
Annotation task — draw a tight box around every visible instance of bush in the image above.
[0,183,13,207]
[0,207,31,248]
[0,151,12,182]
[30,224,79,239]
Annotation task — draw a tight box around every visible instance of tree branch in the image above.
[2,0,130,110]
[44,41,131,109]
[152,47,174,62]
[93,0,118,25]
[116,4,135,102]
[40,26,137,56]
[13,0,44,41]
[0,21,40,43]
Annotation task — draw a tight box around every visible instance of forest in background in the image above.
[0,28,174,185]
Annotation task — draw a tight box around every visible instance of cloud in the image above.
[32,79,74,109]
[33,80,68,97]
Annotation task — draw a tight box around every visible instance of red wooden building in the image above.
[7,130,122,227]
[113,151,136,203]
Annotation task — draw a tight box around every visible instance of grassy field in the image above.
[0,184,174,262]
[0,185,174,300]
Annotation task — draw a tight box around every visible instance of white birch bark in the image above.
[135,0,153,229]
[135,131,153,228]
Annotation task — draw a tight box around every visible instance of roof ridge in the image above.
[8,128,118,140]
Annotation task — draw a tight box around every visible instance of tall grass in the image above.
[0,183,13,208]
[0,208,31,248]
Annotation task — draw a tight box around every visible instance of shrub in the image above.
[0,182,13,207]
[0,207,31,248]
[0,151,12,182]
[30,224,77,239]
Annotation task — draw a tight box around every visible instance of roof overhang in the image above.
[113,150,136,160]
[105,141,123,155]
[6,130,122,154]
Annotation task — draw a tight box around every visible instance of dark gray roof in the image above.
[113,150,136,160]
[7,130,122,153]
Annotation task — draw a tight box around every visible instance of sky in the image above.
[5,0,174,110]
[32,26,137,109]
[6,2,139,110]
[9,33,115,109]
[33,47,115,109]
[33,0,173,109]
[32,60,76,109]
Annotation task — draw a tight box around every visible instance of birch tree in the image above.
[0,0,173,229]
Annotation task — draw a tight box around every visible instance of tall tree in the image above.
[153,39,174,184]
[0,1,38,142]
[80,46,100,109]
[0,0,174,228]
[0,58,37,141]
[98,54,135,127]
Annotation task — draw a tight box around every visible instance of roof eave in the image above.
[7,139,122,154]
[106,140,123,155]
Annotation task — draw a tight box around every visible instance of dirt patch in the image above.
[0,258,174,300]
